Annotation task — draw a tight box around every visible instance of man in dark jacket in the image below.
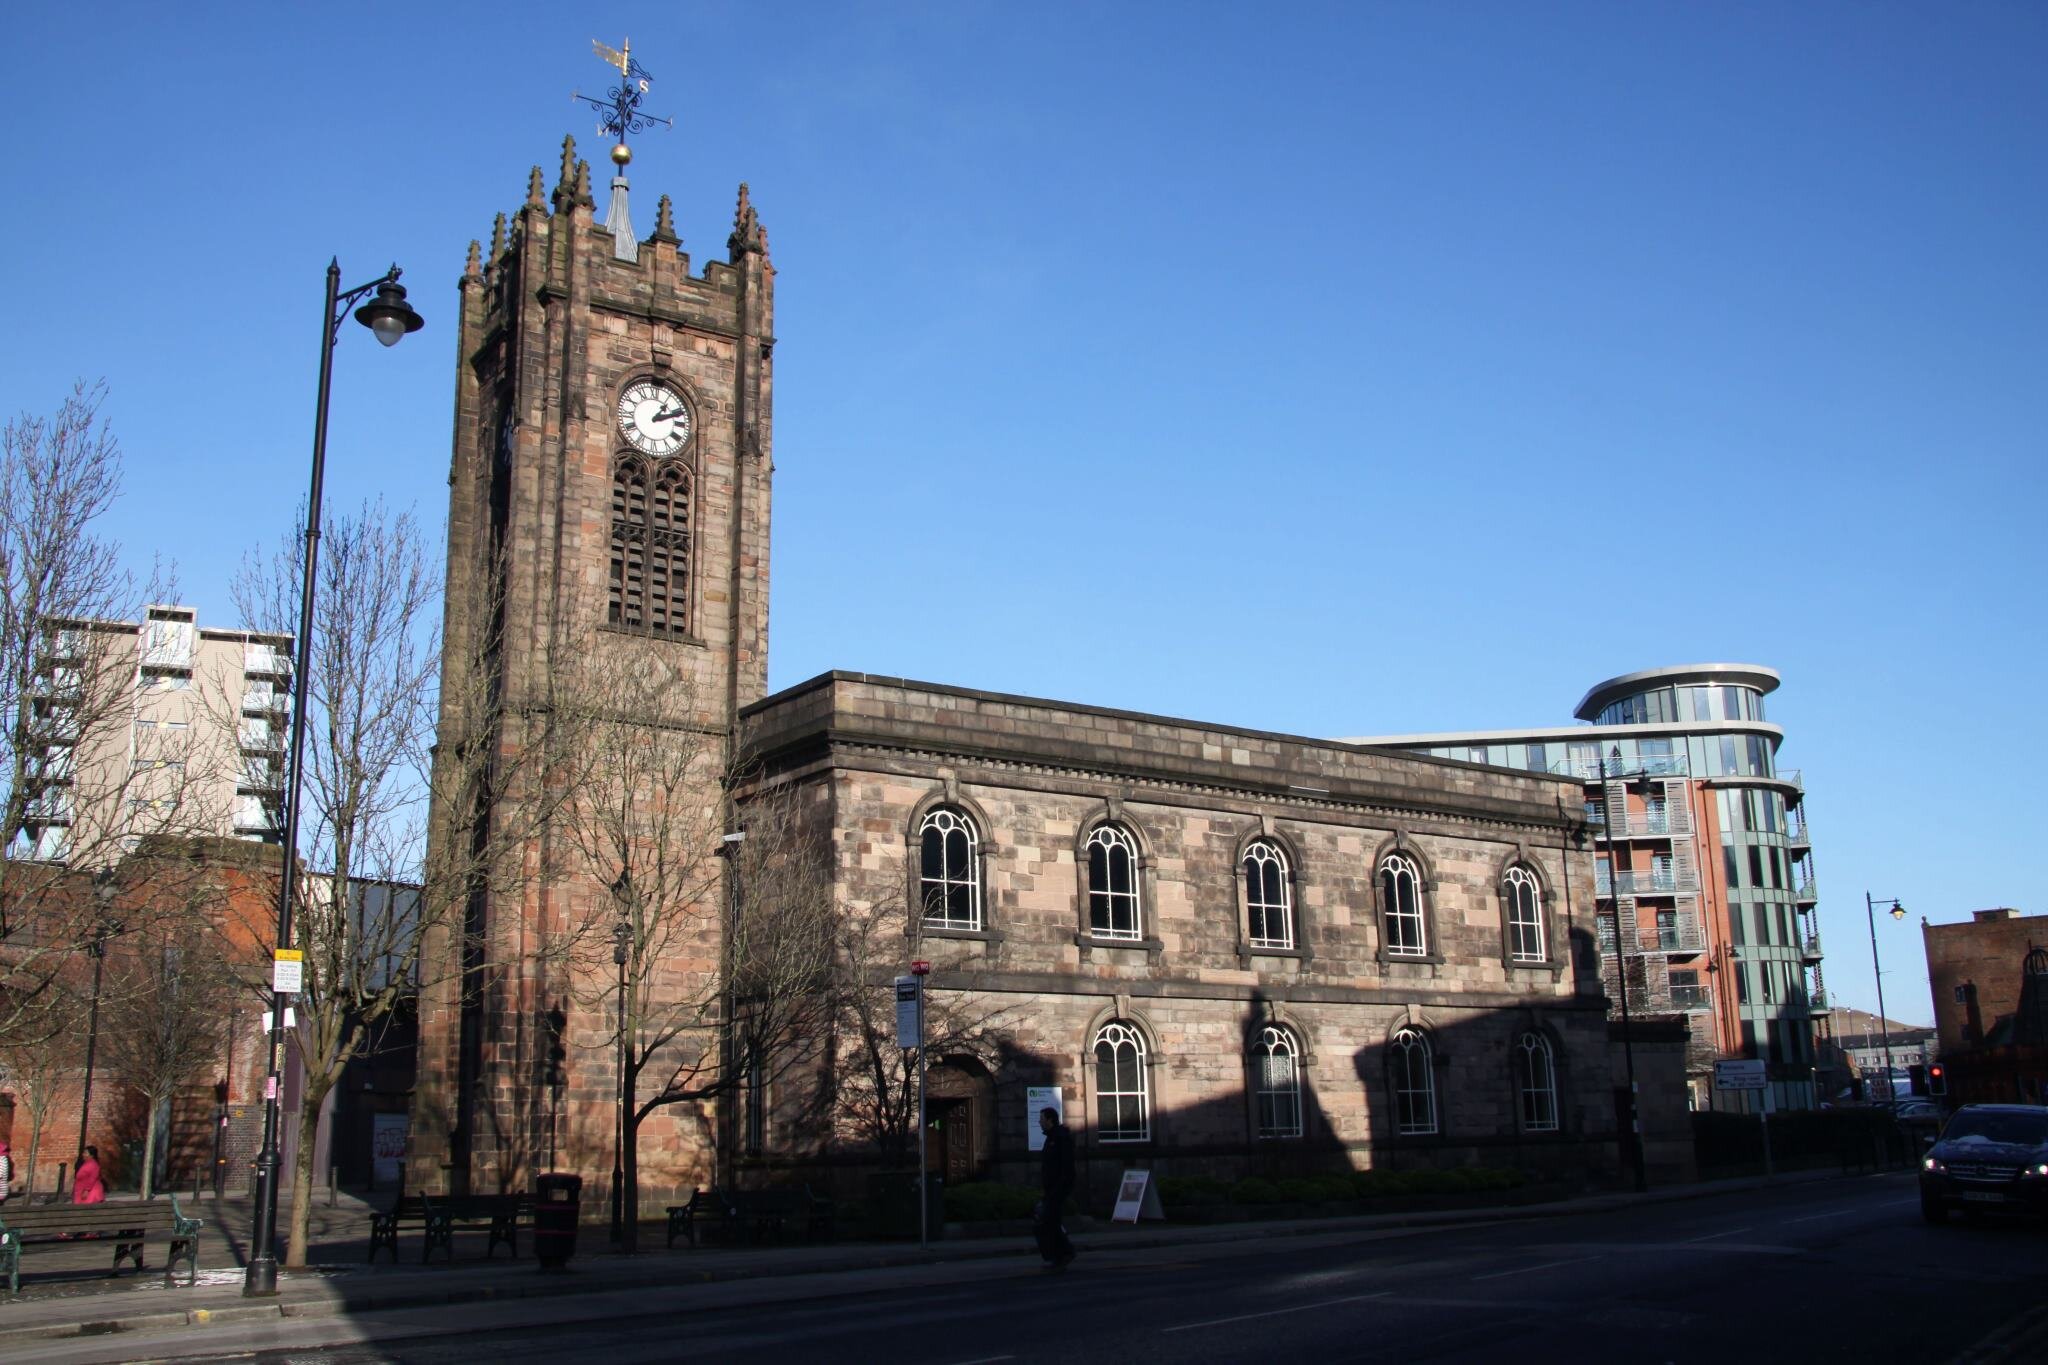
[1036,1106,1076,1268]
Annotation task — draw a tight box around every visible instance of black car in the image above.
[1919,1104,2048,1223]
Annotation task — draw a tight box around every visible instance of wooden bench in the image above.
[368,1193,531,1264]
[667,1185,835,1249]
[666,1188,734,1248]
[0,1198,203,1294]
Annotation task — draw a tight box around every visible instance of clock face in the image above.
[617,381,692,456]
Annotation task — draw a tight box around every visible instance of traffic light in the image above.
[1908,1064,1927,1096]
[1928,1062,1947,1097]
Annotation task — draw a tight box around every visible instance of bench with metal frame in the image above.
[368,1193,531,1264]
[0,1198,203,1295]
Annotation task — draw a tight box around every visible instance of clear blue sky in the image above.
[6,3,2043,1023]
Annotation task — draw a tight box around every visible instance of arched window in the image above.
[1253,1025,1303,1138]
[1379,854,1427,956]
[609,454,692,633]
[919,808,981,931]
[1243,840,1293,950]
[1086,826,1141,940]
[1390,1028,1436,1135]
[1504,865,1545,963]
[1515,1031,1559,1132]
[1094,1021,1150,1142]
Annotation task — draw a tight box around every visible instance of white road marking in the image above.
[1162,1291,1392,1333]
[1471,1255,1602,1281]
[1686,1227,1752,1242]
[1783,1209,1859,1224]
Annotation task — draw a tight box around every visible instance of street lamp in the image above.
[1865,893,1907,1101]
[244,260,422,1300]
[72,869,117,1191]
[1597,746,1649,1192]
[610,873,632,1247]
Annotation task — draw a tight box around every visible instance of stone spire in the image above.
[607,172,639,263]
[728,182,768,258]
[574,158,594,210]
[651,194,678,244]
[465,239,482,279]
[553,135,580,213]
[525,166,546,210]
[489,212,508,261]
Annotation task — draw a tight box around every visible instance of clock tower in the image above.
[408,134,774,1197]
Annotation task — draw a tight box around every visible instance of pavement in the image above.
[0,1168,1871,1356]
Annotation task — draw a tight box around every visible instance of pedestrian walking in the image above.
[1035,1106,1076,1268]
[72,1145,105,1204]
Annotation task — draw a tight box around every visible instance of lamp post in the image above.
[1597,746,1649,1192]
[610,874,632,1247]
[72,870,117,1188]
[1865,893,1907,1101]
[243,260,422,1299]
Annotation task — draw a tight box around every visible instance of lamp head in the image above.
[1890,903,1906,921]
[353,275,425,348]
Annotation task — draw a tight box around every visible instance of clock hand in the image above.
[653,406,686,423]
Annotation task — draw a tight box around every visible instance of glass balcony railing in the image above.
[1668,984,1711,1010]
[1553,753,1691,781]
[1596,867,1700,897]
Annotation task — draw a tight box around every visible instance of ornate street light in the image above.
[1865,893,1907,1101]
[244,261,422,1300]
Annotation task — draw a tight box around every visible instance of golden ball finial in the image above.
[611,143,632,166]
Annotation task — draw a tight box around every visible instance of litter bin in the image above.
[534,1172,583,1270]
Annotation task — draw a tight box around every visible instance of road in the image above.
[39,1173,2048,1364]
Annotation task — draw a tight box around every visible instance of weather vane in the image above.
[574,37,673,169]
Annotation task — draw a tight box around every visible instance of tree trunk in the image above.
[23,1107,45,1197]
[285,1077,330,1267]
[140,1098,161,1200]
[621,1110,641,1253]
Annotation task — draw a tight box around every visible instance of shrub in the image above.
[944,1181,1039,1222]
[1229,1176,1283,1204]
[1157,1175,1230,1208]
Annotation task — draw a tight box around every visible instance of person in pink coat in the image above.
[72,1145,105,1204]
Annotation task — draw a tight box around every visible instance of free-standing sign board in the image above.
[1110,1169,1165,1224]
[1026,1086,1063,1151]
[1713,1060,1767,1091]
[894,976,923,1048]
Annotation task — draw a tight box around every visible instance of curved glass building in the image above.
[1360,663,1819,1111]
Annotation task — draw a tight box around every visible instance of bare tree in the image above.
[230,500,437,1264]
[818,898,1015,1164]
[0,980,84,1197]
[549,642,838,1250]
[0,383,209,1054]
[93,905,238,1199]
[233,502,582,1266]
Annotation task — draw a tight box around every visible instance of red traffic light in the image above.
[1928,1062,1947,1095]
[910,959,931,976]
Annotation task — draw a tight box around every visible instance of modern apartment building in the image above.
[1355,664,1821,1111]
[18,604,292,862]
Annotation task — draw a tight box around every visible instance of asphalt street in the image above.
[29,1173,2048,1365]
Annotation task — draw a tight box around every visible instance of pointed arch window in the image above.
[609,455,692,633]
[1094,1021,1150,1142]
[919,807,981,931]
[1504,865,1546,963]
[1379,854,1427,956]
[1086,825,1141,940]
[1253,1025,1304,1138]
[1243,840,1294,950]
[1390,1028,1437,1135]
[1515,1031,1559,1133]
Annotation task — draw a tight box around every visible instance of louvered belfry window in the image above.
[610,456,692,633]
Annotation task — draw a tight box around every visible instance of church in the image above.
[406,134,1632,1214]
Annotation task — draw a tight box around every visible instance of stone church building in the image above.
[407,142,1628,1210]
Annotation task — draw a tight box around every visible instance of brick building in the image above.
[404,142,1645,1209]
[1922,909,2048,1106]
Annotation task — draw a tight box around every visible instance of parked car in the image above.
[1919,1104,2048,1223]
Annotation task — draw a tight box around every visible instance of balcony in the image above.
[1795,878,1818,905]
[1801,934,1824,963]
[1637,916,1706,955]
[1554,753,1691,781]
[239,719,283,752]
[1596,867,1700,897]
[1668,984,1712,1011]
[1606,809,1693,839]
